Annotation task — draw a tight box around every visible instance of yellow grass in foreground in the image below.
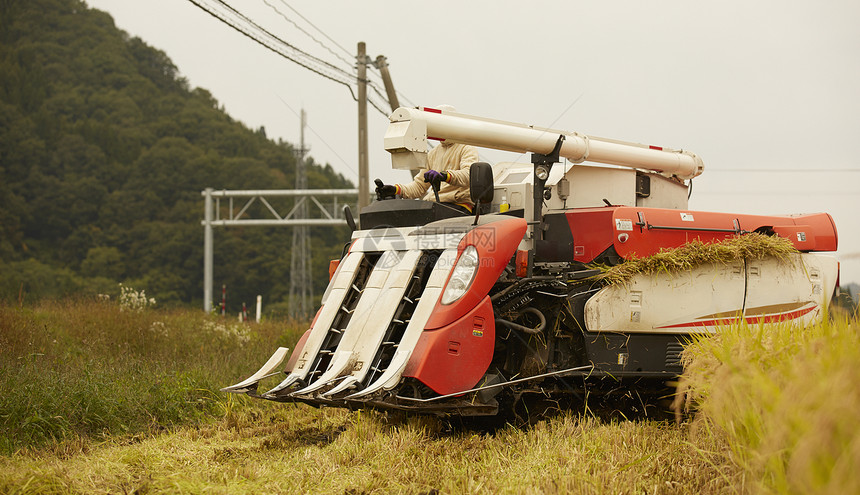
[678,317,860,494]
[0,403,736,495]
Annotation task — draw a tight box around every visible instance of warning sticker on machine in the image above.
[615,219,633,231]
[680,213,695,222]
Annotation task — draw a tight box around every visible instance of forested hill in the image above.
[0,0,353,311]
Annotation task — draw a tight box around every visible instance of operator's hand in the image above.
[375,178,399,200]
[423,170,449,188]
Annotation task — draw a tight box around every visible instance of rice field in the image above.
[0,298,857,494]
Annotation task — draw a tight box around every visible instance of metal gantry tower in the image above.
[289,109,313,318]
[201,188,356,313]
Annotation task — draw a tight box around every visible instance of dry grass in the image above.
[595,233,798,286]
[677,317,860,494]
[0,402,739,495]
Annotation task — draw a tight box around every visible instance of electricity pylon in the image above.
[289,109,313,319]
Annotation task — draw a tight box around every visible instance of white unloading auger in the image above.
[384,106,704,180]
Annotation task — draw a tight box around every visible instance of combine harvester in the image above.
[224,106,839,417]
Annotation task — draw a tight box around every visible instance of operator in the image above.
[375,105,480,215]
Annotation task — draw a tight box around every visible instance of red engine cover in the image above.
[402,295,495,395]
[566,206,838,262]
[424,216,527,330]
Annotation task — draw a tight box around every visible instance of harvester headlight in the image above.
[441,245,479,305]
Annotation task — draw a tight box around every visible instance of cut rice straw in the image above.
[593,233,799,286]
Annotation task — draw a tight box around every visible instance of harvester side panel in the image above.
[584,253,838,333]
[742,253,838,326]
[777,213,838,252]
[584,260,746,334]
[564,208,617,264]
[402,295,496,395]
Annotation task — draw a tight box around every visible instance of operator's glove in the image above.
[374,178,399,200]
[423,170,450,188]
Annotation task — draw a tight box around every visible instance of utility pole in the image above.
[375,55,400,111]
[289,109,313,318]
[204,187,213,312]
[357,42,370,210]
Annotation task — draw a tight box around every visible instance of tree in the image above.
[0,0,353,309]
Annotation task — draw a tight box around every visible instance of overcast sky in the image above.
[85,0,860,284]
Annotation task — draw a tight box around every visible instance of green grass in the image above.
[0,298,305,454]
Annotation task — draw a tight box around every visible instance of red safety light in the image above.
[515,250,529,278]
[328,259,340,281]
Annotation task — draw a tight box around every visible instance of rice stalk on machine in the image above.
[223,106,839,418]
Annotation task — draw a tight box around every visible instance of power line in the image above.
[275,0,354,62]
[256,0,415,113]
[186,0,394,115]
[362,80,390,115]
[187,0,410,118]
[368,80,393,109]
[275,95,358,179]
[185,0,351,83]
[228,0,395,115]
[366,65,415,108]
[209,0,353,79]
[262,0,355,69]
[271,0,418,109]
